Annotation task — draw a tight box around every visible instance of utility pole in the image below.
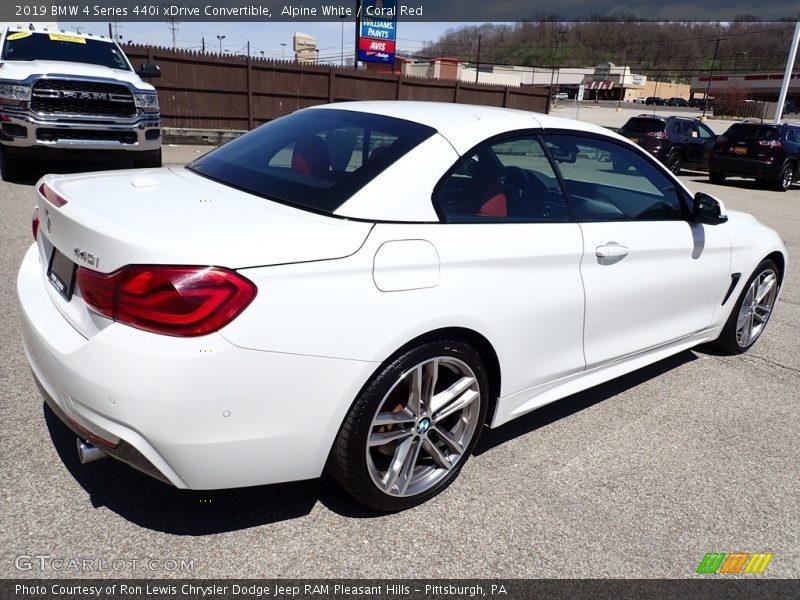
[548,30,567,99]
[340,14,346,66]
[166,14,178,48]
[617,47,629,111]
[702,37,725,119]
[201,37,205,52]
[475,35,482,84]
[247,41,250,58]
[774,17,800,124]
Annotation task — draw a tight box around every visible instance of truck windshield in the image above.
[1,32,130,71]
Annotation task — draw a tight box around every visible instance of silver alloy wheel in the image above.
[736,269,778,348]
[366,356,482,497]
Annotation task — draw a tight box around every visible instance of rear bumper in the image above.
[710,155,782,179]
[17,243,377,489]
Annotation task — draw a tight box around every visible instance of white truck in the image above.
[0,25,162,181]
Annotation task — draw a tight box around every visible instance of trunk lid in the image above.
[35,167,373,338]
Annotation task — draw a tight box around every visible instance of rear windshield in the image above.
[726,124,779,140]
[622,118,665,132]
[187,109,436,215]
[1,32,130,71]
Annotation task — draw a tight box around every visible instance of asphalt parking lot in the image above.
[1,137,798,579]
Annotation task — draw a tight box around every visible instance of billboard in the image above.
[357,0,397,64]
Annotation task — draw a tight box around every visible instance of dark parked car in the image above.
[617,115,718,174]
[784,100,799,115]
[709,122,800,191]
[666,97,689,107]
[688,98,713,110]
[645,97,666,106]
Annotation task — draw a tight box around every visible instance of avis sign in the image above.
[358,0,397,64]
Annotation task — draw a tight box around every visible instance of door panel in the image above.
[542,132,732,367]
[580,220,731,366]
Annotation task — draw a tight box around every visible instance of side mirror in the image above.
[136,63,161,79]
[693,192,728,225]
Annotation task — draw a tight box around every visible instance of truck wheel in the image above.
[0,146,22,182]
[134,149,162,169]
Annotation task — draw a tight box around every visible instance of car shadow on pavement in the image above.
[689,177,795,191]
[474,350,697,456]
[43,404,381,535]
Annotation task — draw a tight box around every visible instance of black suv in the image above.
[666,97,689,107]
[617,115,718,174]
[709,122,800,191]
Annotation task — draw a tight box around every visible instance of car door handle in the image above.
[596,242,629,258]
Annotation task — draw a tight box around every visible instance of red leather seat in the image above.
[291,135,330,177]
[477,180,507,217]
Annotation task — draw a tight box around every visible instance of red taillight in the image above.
[38,183,68,207]
[76,265,257,337]
[758,139,782,148]
[32,206,39,241]
[646,131,668,139]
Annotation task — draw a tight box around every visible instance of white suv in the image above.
[0,26,162,181]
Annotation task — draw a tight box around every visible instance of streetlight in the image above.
[315,49,320,64]
[280,43,287,60]
[216,35,225,55]
[340,15,346,66]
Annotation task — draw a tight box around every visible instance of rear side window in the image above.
[726,125,779,140]
[188,109,435,215]
[623,119,665,133]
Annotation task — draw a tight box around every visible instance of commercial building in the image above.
[690,71,800,102]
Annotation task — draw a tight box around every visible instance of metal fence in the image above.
[122,45,551,130]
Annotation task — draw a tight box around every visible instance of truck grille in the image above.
[36,129,138,144]
[30,79,136,118]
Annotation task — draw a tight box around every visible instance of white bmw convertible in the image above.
[18,102,786,511]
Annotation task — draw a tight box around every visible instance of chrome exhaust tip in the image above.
[77,438,107,464]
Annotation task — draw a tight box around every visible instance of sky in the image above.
[60,21,458,63]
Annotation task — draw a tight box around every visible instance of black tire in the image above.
[709,170,726,185]
[134,148,162,169]
[712,259,780,355]
[773,163,794,192]
[329,338,489,512]
[0,145,22,182]
[667,151,684,175]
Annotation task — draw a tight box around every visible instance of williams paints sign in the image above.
[357,0,397,64]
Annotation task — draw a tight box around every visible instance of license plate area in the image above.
[733,146,747,155]
[47,247,77,301]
